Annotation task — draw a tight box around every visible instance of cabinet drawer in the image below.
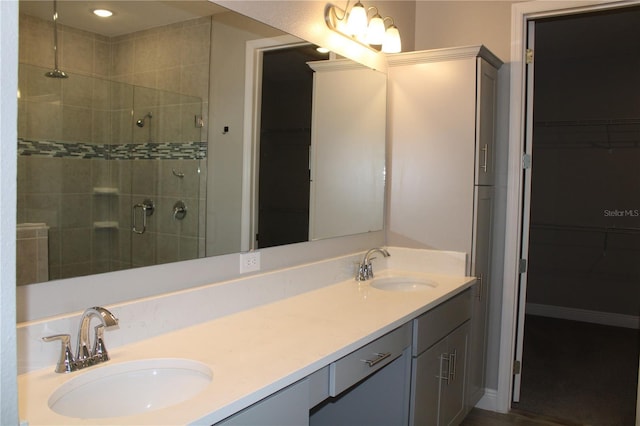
[413,289,472,356]
[329,322,411,396]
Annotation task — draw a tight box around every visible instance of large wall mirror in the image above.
[16,1,386,287]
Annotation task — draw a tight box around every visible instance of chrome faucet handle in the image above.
[356,263,366,281]
[365,261,374,279]
[92,325,110,363]
[42,334,78,373]
[355,261,373,281]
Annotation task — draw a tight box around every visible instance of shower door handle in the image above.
[132,199,155,234]
[480,144,489,173]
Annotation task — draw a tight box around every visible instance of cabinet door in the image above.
[441,323,469,426]
[475,58,498,186]
[411,338,448,426]
[467,186,494,408]
[410,322,469,426]
[308,64,386,240]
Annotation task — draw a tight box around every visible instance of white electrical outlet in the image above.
[240,251,261,273]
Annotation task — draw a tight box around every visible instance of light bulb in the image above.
[382,25,402,53]
[347,1,368,38]
[366,13,385,45]
[93,9,113,18]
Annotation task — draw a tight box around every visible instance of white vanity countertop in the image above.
[18,269,475,425]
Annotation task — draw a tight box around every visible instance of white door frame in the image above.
[511,19,536,403]
[497,0,640,413]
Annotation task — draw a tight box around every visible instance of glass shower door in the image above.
[127,85,205,269]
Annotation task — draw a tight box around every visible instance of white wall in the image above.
[414,1,515,61]
[0,1,18,423]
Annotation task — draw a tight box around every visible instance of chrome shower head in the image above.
[45,69,68,79]
[136,112,152,128]
[45,0,68,79]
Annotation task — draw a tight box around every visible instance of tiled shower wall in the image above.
[17,13,210,282]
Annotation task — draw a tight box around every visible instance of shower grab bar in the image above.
[132,199,155,234]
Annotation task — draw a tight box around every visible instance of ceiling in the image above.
[19,1,227,37]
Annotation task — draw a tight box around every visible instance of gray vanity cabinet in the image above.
[214,379,310,426]
[410,289,472,426]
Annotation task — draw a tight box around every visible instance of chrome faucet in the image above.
[43,306,119,373]
[76,306,119,366]
[356,247,390,281]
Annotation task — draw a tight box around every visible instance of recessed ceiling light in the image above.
[316,47,330,54]
[92,9,113,18]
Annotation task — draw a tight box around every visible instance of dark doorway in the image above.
[515,6,640,424]
[256,45,327,248]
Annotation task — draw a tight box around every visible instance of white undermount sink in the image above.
[48,358,212,419]
[371,276,438,292]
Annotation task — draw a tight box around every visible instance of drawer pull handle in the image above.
[438,353,450,384]
[362,352,391,367]
[449,350,457,382]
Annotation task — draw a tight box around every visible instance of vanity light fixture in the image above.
[325,1,402,53]
[92,8,113,18]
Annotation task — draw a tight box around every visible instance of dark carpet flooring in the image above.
[512,315,639,426]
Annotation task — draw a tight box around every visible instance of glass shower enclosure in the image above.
[17,64,206,284]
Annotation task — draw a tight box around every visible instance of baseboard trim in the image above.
[475,388,499,412]
[526,303,640,329]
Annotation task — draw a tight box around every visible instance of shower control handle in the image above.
[173,201,187,220]
[132,199,155,234]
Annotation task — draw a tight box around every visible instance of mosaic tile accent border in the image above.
[18,139,207,160]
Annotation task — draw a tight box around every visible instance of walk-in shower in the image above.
[18,63,206,283]
[18,0,214,283]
